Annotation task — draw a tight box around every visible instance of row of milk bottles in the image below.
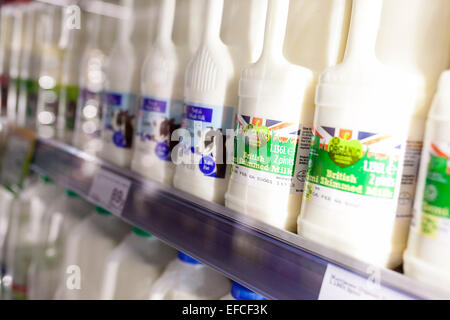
[2,0,450,294]
[0,175,266,300]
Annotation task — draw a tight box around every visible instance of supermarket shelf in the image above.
[30,138,449,300]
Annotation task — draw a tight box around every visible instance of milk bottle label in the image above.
[136,96,183,162]
[0,74,9,115]
[418,142,450,243]
[20,78,39,121]
[103,91,138,150]
[76,88,103,139]
[230,114,312,193]
[61,84,79,131]
[179,102,234,179]
[304,126,404,213]
[396,140,423,218]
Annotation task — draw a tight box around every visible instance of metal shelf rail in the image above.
[30,138,449,300]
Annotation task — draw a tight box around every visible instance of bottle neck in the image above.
[259,0,289,61]
[117,0,135,44]
[202,0,224,44]
[155,0,175,45]
[343,0,383,63]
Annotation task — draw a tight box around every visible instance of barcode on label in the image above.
[89,168,131,216]
[318,264,413,300]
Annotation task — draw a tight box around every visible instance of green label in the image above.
[20,79,39,117]
[305,127,401,200]
[422,155,450,217]
[233,115,300,177]
[60,85,79,131]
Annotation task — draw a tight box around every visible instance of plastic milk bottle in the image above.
[297,0,420,268]
[148,252,231,300]
[73,10,116,155]
[131,0,185,184]
[57,4,87,144]
[225,0,315,232]
[100,228,177,300]
[403,71,450,291]
[173,0,266,204]
[100,0,139,167]
[17,3,45,130]
[55,206,130,300]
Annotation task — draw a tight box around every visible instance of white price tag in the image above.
[318,264,413,300]
[89,168,131,216]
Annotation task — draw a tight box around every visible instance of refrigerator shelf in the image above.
[30,137,448,300]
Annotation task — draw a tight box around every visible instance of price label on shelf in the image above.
[89,168,131,216]
[318,264,414,300]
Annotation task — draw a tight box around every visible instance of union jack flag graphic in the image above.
[430,143,450,159]
[313,126,404,161]
[430,143,450,174]
[236,115,300,144]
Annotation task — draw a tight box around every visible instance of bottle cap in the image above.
[231,282,267,300]
[95,206,111,215]
[66,190,80,198]
[178,252,202,265]
[133,227,152,238]
[40,175,53,184]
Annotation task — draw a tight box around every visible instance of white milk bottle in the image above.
[73,10,116,155]
[173,0,265,204]
[0,5,14,117]
[173,0,234,203]
[27,190,92,300]
[55,206,130,300]
[225,0,315,232]
[100,227,177,300]
[131,0,180,183]
[57,6,87,144]
[100,0,139,167]
[36,5,63,139]
[221,282,266,300]
[132,0,202,185]
[6,4,25,124]
[297,0,420,268]
[376,0,450,258]
[148,252,231,300]
[17,3,45,129]
[3,175,61,300]
[403,71,450,290]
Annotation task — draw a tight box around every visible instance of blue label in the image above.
[182,102,235,179]
[136,96,184,162]
[199,155,216,176]
[186,106,213,122]
[103,91,138,149]
[155,141,170,160]
[142,98,167,113]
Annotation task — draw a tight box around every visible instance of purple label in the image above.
[199,155,216,176]
[113,131,126,148]
[142,98,167,113]
[186,105,213,123]
[105,92,123,106]
[82,88,100,100]
[155,141,170,160]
